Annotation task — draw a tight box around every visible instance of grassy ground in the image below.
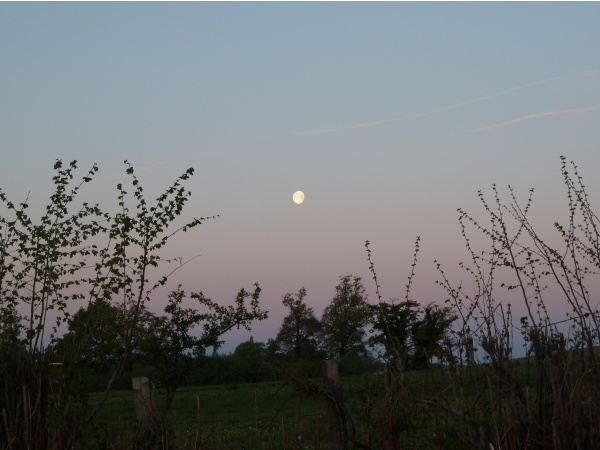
[81,369,468,449]
[85,379,333,449]
[80,364,548,449]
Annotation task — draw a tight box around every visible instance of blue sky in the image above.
[2,3,600,351]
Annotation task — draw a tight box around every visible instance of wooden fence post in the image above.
[132,376,154,436]
[322,360,348,450]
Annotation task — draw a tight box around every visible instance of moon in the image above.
[292,191,305,204]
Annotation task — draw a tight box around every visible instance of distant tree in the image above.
[275,287,321,359]
[54,297,159,382]
[56,299,124,372]
[230,337,268,382]
[370,299,420,374]
[140,284,267,414]
[0,304,23,392]
[0,303,22,350]
[265,337,280,359]
[233,336,266,359]
[411,302,457,368]
[321,275,372,359]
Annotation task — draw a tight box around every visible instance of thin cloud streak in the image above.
[135,151,215,174]
[472,105,600,132]
[293,70,600,136]
[93,151,215,183]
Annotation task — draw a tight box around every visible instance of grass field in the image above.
[80,358,591,449]
[86,378,335,449]
[82,370,459,449]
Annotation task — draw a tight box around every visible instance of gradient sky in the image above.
[2,3,600,352]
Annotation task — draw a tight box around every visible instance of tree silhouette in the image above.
[411,302,456,368]
[321,275,372,359]
[275,287,321,359]
[370,299,420,373]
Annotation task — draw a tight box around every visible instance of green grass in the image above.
[85,380,332,449]
[90,381,326,424]
[81,370,464,448]
[79,364,549,449]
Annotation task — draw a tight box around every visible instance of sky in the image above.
[2,3,600,353]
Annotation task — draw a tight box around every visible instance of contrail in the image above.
[293,115,423,136]
[134,151,215,174]
[293,70,600,136]
[93,151,214,183]
[472,105,600,132]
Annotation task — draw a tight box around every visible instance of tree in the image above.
[275,287,321,359]
[140,284,267,414]
[411,302,456,368]
[230,337,268,382]
[55,298,125,372]
[52,298,159,392]
[369,299,420,373]
[321,275,372,359]
[0,303,21,351]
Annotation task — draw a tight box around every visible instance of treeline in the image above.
[52,274,455,394]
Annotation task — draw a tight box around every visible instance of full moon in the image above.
[292,191,305,204]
